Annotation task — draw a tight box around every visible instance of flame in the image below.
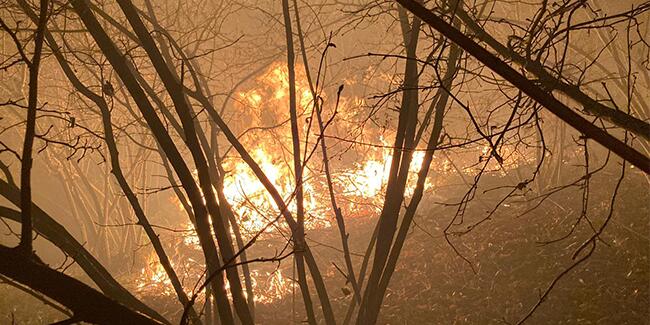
[136,253,175,297]
[249,269,294,304]
[135,62,465,304]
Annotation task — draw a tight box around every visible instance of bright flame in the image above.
[136,62,466,304]
[136,254,174,297]
[249,269,294,304]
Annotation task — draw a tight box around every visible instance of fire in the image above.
[136,254,175,297]
[221,148,289,235]
[135,256,293,309]
[346,159,388,198]
[136,62,444,304]
[244,90,262,107]
[249,269,294,304]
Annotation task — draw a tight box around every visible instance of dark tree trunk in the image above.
[0,245,163,325]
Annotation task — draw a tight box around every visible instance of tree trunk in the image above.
[0,244,163,325]
[68,1,235,322]
[17,0,48,255]
[397,0,649,173]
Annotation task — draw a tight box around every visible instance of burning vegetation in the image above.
[0,0,648,324]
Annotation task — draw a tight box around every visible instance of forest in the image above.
[0,0,648,324]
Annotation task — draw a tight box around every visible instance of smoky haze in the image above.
[0,0,648,324]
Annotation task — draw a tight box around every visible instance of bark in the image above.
[454,6,650,141]
[0,273,71,316]
[139,10,259,316]
[343,222,378,325]
[14,1,200,321]
[281,1,319,324]
[0,180,168,323]
[115,1,253,323]
[99,61,203,324]
[358,9,422,324]
[397,0,650,174]
[376,39,463,317]
[211,133,256,320]
[205,66,273,320]
[0,244,162,325]
[174,6,338,325]
[134,4,344,321]
[291,0,362,308]
[187,67,335,325]
[68,0,234,323]
[18,0,48,255]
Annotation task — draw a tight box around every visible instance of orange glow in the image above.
[135,62,488,303]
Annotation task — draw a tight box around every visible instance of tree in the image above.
[1,0,647,324]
